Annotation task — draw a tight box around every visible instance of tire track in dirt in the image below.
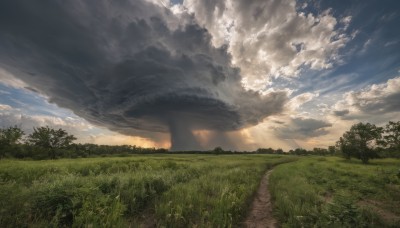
[244,169,278,228]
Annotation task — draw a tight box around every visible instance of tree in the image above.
[337,122,383,163]
[0,126,24,159]
[294,148,307,155]
[27,126,76,159]
[383,121,400,152]
[257,148,274,154]
[213,146,224,154]
[328,146,336,155]
[336,137,352,160]
[313,147,328,156]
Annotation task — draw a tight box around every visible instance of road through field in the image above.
[244,169,278,228]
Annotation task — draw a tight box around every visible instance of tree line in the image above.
[240,121,399,164]
[256,121,400,163]
[0,126,167,160]
[0,121,399,161]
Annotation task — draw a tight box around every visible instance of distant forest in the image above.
[0,121,399,163]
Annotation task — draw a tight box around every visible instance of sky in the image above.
[0,0,399,151]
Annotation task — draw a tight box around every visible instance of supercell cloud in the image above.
[0,0,288,150]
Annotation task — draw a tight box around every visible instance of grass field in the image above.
[0,154,295,227]
[1,155,399,227]
[270,157,400,227]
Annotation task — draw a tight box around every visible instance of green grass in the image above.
[0,154,295,227]
[4,154,397,227]
[270,157,400,228]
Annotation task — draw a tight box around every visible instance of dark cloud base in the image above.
[0,0,288,150]
[276,117,332,140]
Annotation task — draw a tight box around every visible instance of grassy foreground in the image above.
[270,157,400,227]
[0,154,294,227]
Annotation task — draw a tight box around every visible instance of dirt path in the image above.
[136,207,156,228]
[244,169,278,228]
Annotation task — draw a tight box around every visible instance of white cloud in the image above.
[0,104,12,110]
[0,104,91,139]
[335,76,400,116]
[0,112,91,134]
[287,92,319,110]
[184,0,352,89]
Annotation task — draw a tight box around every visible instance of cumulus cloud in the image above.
[334,77,400,116]
[183,0,352,89]
[287,92,319,110]
[0,0,288,150]
[274,117,332,140]
[0,108,91,136]
[0,104,12,110]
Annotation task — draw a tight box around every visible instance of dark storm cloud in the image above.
[333,109,349,117]
[276,117,332,139]
[0,0,288,150]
